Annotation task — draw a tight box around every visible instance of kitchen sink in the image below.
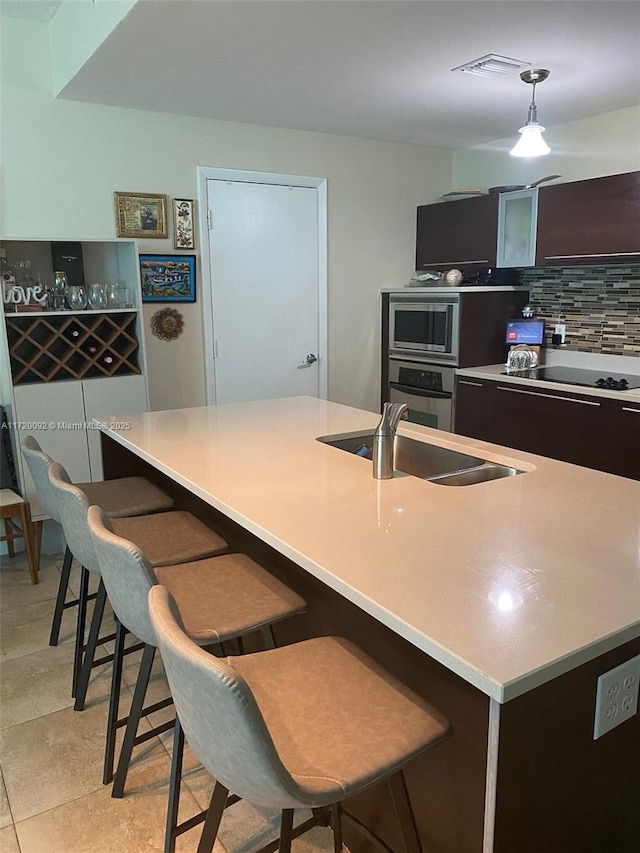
[317,431,524,485]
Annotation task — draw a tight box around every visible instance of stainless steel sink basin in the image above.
[428,464,520,486]
[317,431,524,485]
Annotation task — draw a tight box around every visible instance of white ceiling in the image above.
[6,0,640,148]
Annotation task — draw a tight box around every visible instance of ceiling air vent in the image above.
[452,54,531,78]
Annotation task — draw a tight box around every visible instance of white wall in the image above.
[452,106,640,189]
[1,16,452,414]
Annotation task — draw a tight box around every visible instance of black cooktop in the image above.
[502,366,640,391]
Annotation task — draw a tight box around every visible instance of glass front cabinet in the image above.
[496,188,539,268]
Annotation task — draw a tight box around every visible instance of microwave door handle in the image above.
[389,382,452,399]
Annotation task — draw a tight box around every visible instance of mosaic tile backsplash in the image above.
[519,265,640,357]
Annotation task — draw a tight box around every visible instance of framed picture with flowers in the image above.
[173,198,196,249]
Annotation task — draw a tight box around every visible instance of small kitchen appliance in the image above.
[388,294,459,364]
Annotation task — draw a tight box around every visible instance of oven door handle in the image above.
[389,382,452,400]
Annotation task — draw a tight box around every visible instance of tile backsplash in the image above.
[520,265,640,357]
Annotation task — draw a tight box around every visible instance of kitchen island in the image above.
[100,397,640,853]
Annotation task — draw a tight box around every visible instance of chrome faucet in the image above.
[372,402,409,479]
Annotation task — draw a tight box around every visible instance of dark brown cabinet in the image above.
[535,171,640,265]
[490,382,611,472]
[609,400,640,480]
[416,172,640,271]
[415,194,498,270]
[454,377,497,442]
[454,377,639,480]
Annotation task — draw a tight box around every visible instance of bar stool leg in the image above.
[74,579,107,711]
[331,804,343,853]
[71,566,90,697]
[164,716,186,853]
[111,643,156,798]
[104,619,127,785]
[50,546,73,646]
[388,771,421,853]
[196,781,229,853]
[279,809,295,853]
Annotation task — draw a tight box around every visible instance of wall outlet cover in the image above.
[593,654,640,739]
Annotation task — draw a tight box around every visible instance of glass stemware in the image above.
[88,283,108,310]
[107,282,123,308]
[67,285,87,311]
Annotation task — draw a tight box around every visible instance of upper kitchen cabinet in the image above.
[415,194,498,270]
[496,188,538,268]
[535,171,640,265]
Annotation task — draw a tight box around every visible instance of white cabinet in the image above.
[496,188,539,268]
[83,375,148,480]
[13,382,90,517]
[11,375,149,516]
[1,239,150,520]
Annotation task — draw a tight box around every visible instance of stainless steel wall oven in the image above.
[382,289,529,432]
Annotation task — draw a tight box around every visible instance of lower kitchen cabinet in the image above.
[455,377,639,479]
[12,375,148,517]
[453,378,497,442]
[610,400,640,480]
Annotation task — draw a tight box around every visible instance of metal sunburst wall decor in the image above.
[150,307,184,341]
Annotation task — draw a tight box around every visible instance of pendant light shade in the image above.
[510,69,551,158]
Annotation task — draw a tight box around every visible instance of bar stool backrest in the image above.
[48,462,100,573]
[21,436,60,522]
[148,584,310,810]
[87,504,158,646]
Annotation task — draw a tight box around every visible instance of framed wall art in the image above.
[114,192,168,239]
[173,198,196,249]
[139,254,196,303]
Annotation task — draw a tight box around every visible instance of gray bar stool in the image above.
[49,461,229,710]
[148,584,452,853]
[21,435,174,646]
[87,504,306,835]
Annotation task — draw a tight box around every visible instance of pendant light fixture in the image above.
[510,69,551,157]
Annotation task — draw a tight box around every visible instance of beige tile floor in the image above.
[0,551,336,853]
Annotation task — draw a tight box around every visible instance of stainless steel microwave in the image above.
[388,294,460,364]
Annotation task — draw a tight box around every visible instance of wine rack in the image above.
[6,312,141,385]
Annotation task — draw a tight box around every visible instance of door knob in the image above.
[297,353,318,369]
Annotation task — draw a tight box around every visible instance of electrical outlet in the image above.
[554,323,566,343]
[593,654,640,739]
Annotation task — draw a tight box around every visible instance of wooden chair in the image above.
[0,488,40,585]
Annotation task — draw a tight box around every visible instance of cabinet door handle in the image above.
[621,407,640,414]
[458,380,484,387]
[544,252,640,260]
[422,259,489,266]
[496,386,601,406]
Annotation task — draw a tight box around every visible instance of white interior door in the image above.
[207,179,321,404]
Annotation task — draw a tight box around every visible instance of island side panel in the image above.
[493,636,640,853]
[102,433,491,853]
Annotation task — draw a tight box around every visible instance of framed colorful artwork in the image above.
[139,254,196,303]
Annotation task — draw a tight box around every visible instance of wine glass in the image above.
[88,283,108,310]
[67,285,87,311]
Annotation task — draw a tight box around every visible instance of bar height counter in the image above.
[100,397,640,853]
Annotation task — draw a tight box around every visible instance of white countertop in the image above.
[101,397,640,703]
[457,358,640,403]
[382,286,526,294]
